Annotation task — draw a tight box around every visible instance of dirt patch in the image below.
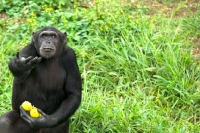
[193,46,200,55]
[166,1,198,18]
[0,12,25,24]
[0,12,8,20]
[192,38,200,60]
[80,0,95,8]
[14,18,26,24]
[136,0,199,18]
[193,46,200,60]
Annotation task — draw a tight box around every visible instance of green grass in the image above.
[0,0,200,132]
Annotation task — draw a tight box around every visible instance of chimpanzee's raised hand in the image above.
[15,52,42,71]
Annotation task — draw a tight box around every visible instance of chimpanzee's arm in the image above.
[8,44,42,77]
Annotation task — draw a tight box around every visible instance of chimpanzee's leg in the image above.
[0,110,38,133]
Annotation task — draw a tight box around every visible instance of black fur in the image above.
[0,26,82,133]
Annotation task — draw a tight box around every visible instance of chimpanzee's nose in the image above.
[46,41,50,44]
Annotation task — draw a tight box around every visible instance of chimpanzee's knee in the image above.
[0,112,12,133]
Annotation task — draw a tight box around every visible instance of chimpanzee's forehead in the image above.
[38,26,61,33]
[39,31,58,35]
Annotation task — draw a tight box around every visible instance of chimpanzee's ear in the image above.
[63,32,67,44]
[16,52,19,58]
[63,32,67,36]
[32,32,37,43]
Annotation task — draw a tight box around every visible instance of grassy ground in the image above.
[0,0,200,132]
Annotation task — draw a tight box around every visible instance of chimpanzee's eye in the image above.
[52,35,55,38]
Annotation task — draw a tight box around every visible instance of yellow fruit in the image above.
[30,107,41,118]
[21,101,32,111]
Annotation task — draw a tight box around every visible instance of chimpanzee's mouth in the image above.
[40,48,55,52]
[43,48,51,52]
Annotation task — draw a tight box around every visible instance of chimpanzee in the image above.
[0,26,82,133]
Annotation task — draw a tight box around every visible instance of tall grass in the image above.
[0,0,200,132]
